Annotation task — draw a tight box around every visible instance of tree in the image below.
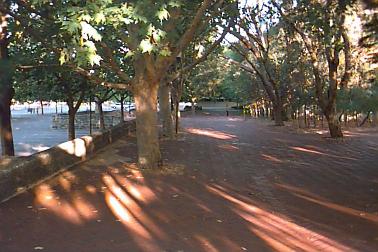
[228,3,297,126]
[9,0,233,169]
[93,87,116,130]
[114,90,132,123]
[274,0,355,137]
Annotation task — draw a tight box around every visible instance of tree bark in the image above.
[0,88,15,156]
[96,101,105,130]
[325,112,343,138]
[40,100,44,115]
[120,96,125,122]
[134,78,162,169]
[67,106,76,141]
[359,112,371,127]
[0,9,15,156]
[273,101,284,126]
[191,100,196,115]
[158,82,174,138]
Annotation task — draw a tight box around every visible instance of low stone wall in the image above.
[0,120,136,203]
[197,101,238,109]
[52,112,123,129]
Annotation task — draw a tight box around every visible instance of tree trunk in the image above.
[120,96,125,123]
[40,100,44,115]
[68,106,76,141]
[273,102,284,126]
[0,88,15,156]
[0,10,15,156]
[97,101,105,130]
[134,79,162,169]
[191,100,196,115]
[158,82,174,138]
[325,112,343,138]
[359,112,371,127]
[55,101,58,114]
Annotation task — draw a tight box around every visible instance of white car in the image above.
[179,102,193,112]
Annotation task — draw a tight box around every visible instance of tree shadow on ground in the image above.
[1,116,377,252]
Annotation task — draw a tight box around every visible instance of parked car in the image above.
[179,102,192,112]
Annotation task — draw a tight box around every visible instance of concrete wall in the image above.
[197,101,238,109]
[0,120,136,203]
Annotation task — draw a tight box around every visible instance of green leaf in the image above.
[125,50,135,58]
[89,54,103,66]
[94,12,106,24]
[160,48,171,57]
[83,41,97,53]
[80,14,92,22]
[157,8,170,21]
[140,39,153,53]
[59,49,68,65]
[80,22,102,41]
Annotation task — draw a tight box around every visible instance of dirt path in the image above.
[1,116,377,252]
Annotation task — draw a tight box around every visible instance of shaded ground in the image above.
[0,116,377,252]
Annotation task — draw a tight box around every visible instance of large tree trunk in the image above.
[324,60,343,138]
[159,82,174,138]
[0,10,15,156]
[273,101,284,126]
[0,88,15,156]
[134,79,162,169]
[325,112,343,138]
[68,106,76,141]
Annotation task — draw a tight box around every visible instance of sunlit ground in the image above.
[1,117,377,251]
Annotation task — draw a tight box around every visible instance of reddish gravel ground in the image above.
[0,115,377,252]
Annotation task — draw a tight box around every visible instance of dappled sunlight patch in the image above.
[58,138,87,158]
[58,176,72,191]
[291,146,357,160]
[123,162,185,176]
[72,193,98,220]
[0,157,13,166]
[194,235,218,252]
[291,146,328,155]
[186,128,237,140]
[261,154,283,163]
[109,171,157,203]
[275,183,378,224]
[206,184,354,252]
[218,144,239,152]
[227,118,243,122]
[342,131,374,137]
[102,173,167,242]
[58,171,78,191]
[85,185,97,194]
[36,152,52,165]
[34,183,98,225]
